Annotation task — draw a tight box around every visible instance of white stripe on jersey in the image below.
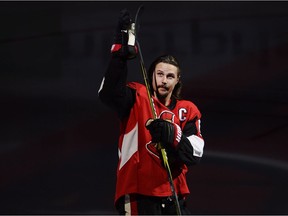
[119,124,138,170]
[187,135,204,157]
[98,77,105,94]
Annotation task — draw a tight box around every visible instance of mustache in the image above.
[157,85,169,90]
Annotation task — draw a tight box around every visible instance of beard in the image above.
[155,86,170,99]
[156,91,169,99]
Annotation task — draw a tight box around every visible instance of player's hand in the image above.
[146,118,182,149]
[111,9,137,59]
[117,9,131,33]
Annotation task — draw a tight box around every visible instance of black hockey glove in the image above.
[146,118,183,150]
[111,9,137,59]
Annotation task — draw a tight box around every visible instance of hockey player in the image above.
[98,9,205,215]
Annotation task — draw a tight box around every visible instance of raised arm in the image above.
[98,9,137,118]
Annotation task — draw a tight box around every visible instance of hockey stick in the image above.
[132,5,182,215]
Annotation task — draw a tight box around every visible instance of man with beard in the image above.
[98,9,205,215]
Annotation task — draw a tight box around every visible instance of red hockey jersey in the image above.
[115,82,204,203]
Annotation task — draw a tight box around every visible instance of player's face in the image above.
[152,62,179,101]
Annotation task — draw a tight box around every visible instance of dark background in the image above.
[1,1,288,214]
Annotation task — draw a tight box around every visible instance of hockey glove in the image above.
[111,9,137,59]
[146,118,183,149]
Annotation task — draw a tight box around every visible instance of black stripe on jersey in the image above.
[182,118,198,137]
[177,118,201,166]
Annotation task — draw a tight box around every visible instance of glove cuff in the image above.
[172,123,182,149]
[111,29,137,59]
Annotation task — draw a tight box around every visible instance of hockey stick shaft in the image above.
[136,38,181,216]
[134,5,181,215]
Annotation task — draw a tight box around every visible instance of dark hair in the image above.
[147,54,182,99]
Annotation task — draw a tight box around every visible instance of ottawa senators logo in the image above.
[146,141,160,159]
[146,110,178,159]
[158,110,175,123]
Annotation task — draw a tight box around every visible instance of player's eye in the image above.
[157,72,164,76]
